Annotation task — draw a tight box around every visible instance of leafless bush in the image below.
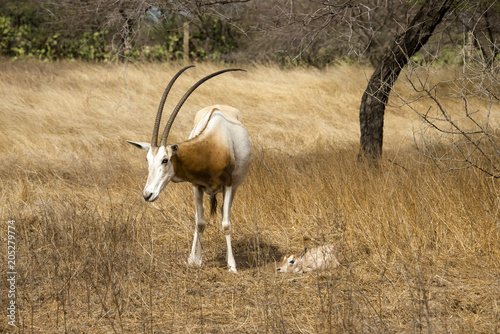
[396,36,500,177]
[238,0,419,66]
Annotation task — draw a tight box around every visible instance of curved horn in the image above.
[151,65,195,147]
[160,68,246,146]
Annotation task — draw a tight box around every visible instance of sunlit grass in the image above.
[0,60,499,333]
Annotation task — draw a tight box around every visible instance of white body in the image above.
[277,245,340,273]
[127,104,251,272]
[186,105,251,272]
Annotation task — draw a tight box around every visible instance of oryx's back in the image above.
[189,105,251,189]
[190,105,245,138]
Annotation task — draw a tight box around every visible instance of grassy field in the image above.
[1,60,499,333]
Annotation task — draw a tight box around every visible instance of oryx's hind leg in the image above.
[222,185,237,272]
[188,186,205,266]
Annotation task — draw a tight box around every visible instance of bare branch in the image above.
[409,41,500,178]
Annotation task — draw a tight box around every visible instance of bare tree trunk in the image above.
[483,8,499,68]
[358,0,455,163]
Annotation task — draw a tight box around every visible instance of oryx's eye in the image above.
[289,259,295,264]
[162,159,169,164]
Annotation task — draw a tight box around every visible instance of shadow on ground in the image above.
[210,235,283,270]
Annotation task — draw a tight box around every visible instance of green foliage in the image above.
[141,45,169,62]
[136,15,240,63]
[70,31,110,61]
[0,14,110,61]
[0,6,241,64]
[190,17,240,62]
[411,45,476,66]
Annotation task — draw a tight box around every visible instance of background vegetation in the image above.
[0,61,499,333]
[1,0,498,66]
[0,1,243,63]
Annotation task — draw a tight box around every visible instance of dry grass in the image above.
[1,60,499,333]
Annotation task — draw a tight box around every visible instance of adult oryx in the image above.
[127,66,251,272]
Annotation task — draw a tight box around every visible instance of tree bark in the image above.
[358,0,455,163]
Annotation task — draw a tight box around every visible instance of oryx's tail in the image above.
[210,194,217,217]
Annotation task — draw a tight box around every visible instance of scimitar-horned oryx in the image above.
[127,66,251,272]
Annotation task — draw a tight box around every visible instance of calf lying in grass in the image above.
[277,245,340,273]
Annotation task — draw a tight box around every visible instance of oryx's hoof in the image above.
[187,256,202,267]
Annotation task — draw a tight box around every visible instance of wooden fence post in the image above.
[183,22,189,64]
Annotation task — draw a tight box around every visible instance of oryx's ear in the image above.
[169,144,179,155]
[126,140,151,151]
[301,248,308,259]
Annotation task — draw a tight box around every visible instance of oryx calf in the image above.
[127,66,251,272]
[277,245,340,273]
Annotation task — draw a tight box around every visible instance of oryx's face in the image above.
[126,141,178,202]
[276,253,302,273]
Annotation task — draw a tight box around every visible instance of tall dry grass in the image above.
[1,60,499,333]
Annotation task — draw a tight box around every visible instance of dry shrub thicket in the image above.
[0,61,499,333]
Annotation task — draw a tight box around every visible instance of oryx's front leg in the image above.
[222,186,237,272]
[188,186,205,266]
